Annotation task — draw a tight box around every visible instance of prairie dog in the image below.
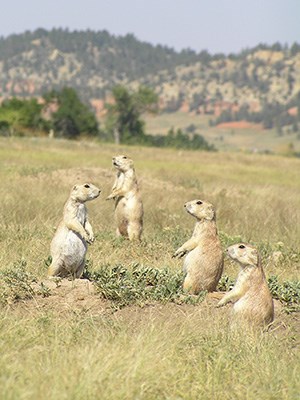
[48,183,100,278]
[106,155,143,241]
[218,243,274,326]
[173,200,223,294]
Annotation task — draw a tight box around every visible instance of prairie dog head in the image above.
[227,243,259,267]
[112,155,134,172]
[184,199,215,221]
[71,183,101,202]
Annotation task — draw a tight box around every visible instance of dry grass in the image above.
[144,112,300,153]
[0,137,299,399]
[0,303,299,400]
[1,137,299,278]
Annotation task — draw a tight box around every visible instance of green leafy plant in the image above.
[89,264,206,309]
[268,276,300,313]
[217,275,235,291]
[0,261,51,305]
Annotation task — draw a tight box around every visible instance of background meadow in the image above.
[0,137,299,399]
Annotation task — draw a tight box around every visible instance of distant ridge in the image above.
[0,28,300,119]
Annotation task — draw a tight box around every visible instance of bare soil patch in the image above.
[216,121,263,130]
[9,278,108,316]
[6,278,298,341]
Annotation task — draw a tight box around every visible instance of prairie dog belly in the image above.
[183,249,195,273]
[183,246,203,273]
[233,291,271,318]
[233,296,249,313]
[115,193,141,219]
[51,226,87,269]
[184,246,221,279]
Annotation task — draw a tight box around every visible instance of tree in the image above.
[105,85,158,144]
[290,42,300,56]
[44,87,99,138]
[0,97,47,134]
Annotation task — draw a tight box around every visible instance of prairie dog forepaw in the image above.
[173,249,186,258]
[82,232,90,243]
[87,235,95,244]
[216,299,226,308]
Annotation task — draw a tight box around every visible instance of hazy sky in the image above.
[1,0,299,53]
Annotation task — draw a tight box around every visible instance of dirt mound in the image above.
[8,278,294,337]
[22,278,109,315]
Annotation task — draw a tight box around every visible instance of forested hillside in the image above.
[1,28,300,130]
[0,28,201,98]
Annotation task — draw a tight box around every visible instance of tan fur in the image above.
[218,243,274,326]
[48,183,100,278]
[173,200,223,294]
[106,155,143,241]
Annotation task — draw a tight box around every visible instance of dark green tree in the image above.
[0,97,47,134]
[105,85,158,144]
[290,42,300,56]
[44,87,98,138]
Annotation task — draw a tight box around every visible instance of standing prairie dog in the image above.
[48,183,100,278]
[218,243,274,326]
[106,155,143,241]
[173,200,224,294]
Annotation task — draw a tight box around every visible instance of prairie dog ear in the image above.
[73,185,78,191]
[251,250,257,258]
[206,205,215,220]
[250,249,259,264]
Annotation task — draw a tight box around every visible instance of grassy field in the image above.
[0,137,299,400]
[144,112,300,153]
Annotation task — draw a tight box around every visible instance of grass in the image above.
[0,137,299,399]
[144,112,300,153]
[0,299,299,400]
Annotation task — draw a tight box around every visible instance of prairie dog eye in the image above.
[239,244,246,249]
[122,156,127,159]
[84,184,90,188]
[196,200,203,205]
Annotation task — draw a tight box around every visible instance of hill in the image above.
[1,29,300,126]
[0,29,200,100]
